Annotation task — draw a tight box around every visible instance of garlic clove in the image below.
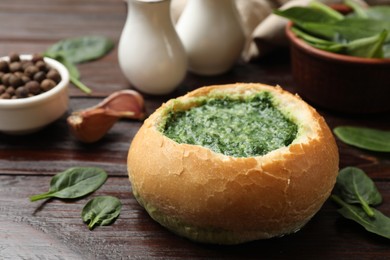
[67,89,146,143]
[96,89,145,120]
[67,108,120,143]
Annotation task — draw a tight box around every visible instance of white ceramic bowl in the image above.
[0,54,69,134]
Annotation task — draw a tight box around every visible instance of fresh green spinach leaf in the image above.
[45,52,80,79]
[334,126,390,152]
[29,167,108,201]
[82,196,122,230]
[291,26,345,52]
[334,167,382,217]
[275,1,390,58]
[345,30,387,58]
[273,6,341,25]
[365,6,390,21]
[331,195,390,239]
[336,18,390,41]
[344,0,368,18]
[383,42,390,58]
[68,74,93,94]
[298,19,390,43]
[46,35,114,64]
[291,26,337,45]
[291,22,387,57]
[45,50,92,94]
[309,0,344,20]
[44,35,114,94]
[344,0,390,20]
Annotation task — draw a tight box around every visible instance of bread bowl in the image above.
[127,83,339,244]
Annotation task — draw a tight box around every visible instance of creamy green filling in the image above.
[160,92,298,158]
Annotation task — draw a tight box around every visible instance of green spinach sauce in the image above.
[160,92,298,158]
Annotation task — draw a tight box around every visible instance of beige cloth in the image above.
[172,0,369,61]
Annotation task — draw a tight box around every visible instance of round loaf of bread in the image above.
[127,83,339,244]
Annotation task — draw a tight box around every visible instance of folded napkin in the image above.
[172,0,369,61]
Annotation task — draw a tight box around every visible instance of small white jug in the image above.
[118,0,187,95]
[176,0,245,76]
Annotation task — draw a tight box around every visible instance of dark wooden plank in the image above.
[1,175,389,259]
[0,0,126,41]
[1,0,390,258]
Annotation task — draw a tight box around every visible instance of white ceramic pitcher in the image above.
[118,0,187,95]
[176,0,245,76]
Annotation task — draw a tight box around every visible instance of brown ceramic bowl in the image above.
[286,22,390,114]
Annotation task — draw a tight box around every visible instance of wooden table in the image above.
[1,0,389,259]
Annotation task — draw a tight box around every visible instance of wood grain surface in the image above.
[0,0,389,259]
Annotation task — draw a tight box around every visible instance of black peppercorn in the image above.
[1,73,12,86]
[14,71,24,78]
[0,53,61,99]
[0,60,9,73]
[40,79,56,91]
[15,86,29,98]
[24,65,39,78]
[31,53,44,63]
[25,81,41,95]
[35,60,48,72]
[21,75,30,84]
[47,69,61,83]
[21,60,33,70]
[9,62,23,73]
[6,86,15,96]
[9,53,20,63]
[33,71,46,83]
[9,74,23,88]
[1,92,11,99]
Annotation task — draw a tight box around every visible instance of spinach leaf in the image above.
[383,42,390,58]
[29,167,107,201]
[294,22,387,57]
[345,30,387,58]
[45,35,114,94]
[273,6,341,25]
[346,5,390,21]
[275,1,390,58]
[309,0,344,21]
[334,126,390,152]
[68,74,93,94]
[334,167,382,217]
[291,26,345,52]
[344,0,368,18]
[299,19,390,43]
[45,50,92,94]
[331,195,390,239]
[291,26,337,45]
[46,36,114,64]
[82,196,122,230]
[45,51,80,79]
[365,6,390,21]
[336,18,390,41]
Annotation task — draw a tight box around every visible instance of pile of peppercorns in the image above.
[0,53,62,99]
